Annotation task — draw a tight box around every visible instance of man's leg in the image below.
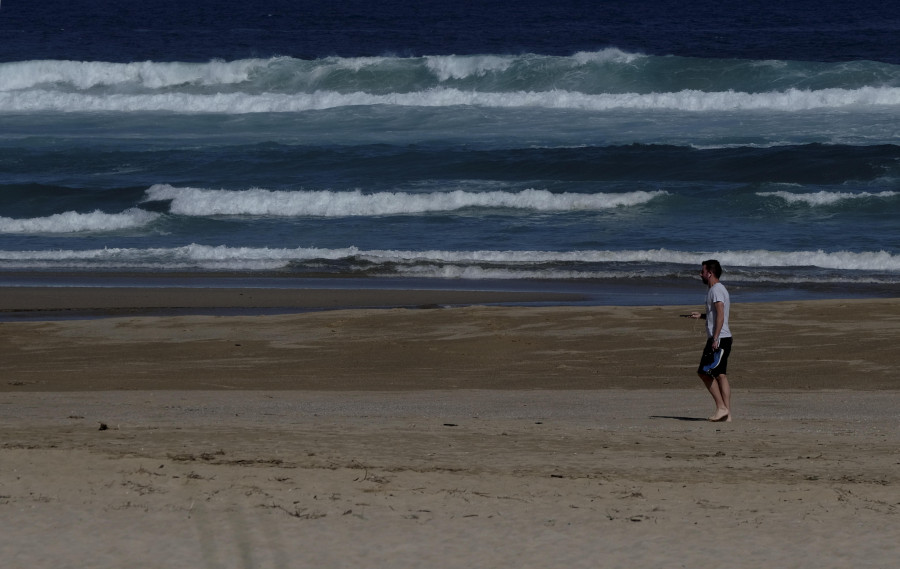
[716,374,731,420]
[699,371,729,421]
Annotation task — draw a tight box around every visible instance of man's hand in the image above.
[680,312,703,319]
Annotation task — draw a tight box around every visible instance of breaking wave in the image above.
[4,86,900,114]
[3,51,900,113]
[143,185,667,216]
[757,190,899,206]
[2,245,897,276]
[0,208,159,234]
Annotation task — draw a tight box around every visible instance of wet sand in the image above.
[1,289,898,567]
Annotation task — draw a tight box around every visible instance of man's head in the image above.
[701,259,722,285]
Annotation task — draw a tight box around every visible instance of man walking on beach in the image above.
[689,259,733,422]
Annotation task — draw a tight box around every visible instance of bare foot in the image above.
[708,409,729,422]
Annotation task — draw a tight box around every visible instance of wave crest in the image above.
[5,86,899,114]
[2,245,897,275]
[0,208,159,234]
[757,190,899,205]
[143,185,666,216]
[0,59,270,92]
[4,51,900,114]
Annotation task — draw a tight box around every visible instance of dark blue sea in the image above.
[2,0,899,304]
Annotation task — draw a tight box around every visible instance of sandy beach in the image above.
[1,289,898,568]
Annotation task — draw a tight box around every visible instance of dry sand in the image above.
[1,290,898,568]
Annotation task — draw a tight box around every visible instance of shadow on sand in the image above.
[649,415,707,422]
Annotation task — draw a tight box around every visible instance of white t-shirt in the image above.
[706,282,732,339]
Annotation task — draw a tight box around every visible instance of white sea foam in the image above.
[349,248,900,272]
[2,245,897,275]
[4,86,899,114]
[709,249,899,271]
[388,265,898,283]
[420,49,643,82]
[571,49,644,65]
[4,52,899,97]
[0,208,159,234]
[143,185,666,216]
[757,190,899,205]
[0,59,269,91]
[0,52,641,92]
[424,55,515,81]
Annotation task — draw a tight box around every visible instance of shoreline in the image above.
[0,285,585,320]
[3,271,899,318]
[3,295,898,392]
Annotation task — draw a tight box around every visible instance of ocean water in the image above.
[2,0,899,304]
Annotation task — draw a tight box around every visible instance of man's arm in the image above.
[711,300,725,349]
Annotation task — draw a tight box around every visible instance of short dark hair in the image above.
[703,259,723,278]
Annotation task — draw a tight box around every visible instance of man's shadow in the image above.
[649,415,707,422]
